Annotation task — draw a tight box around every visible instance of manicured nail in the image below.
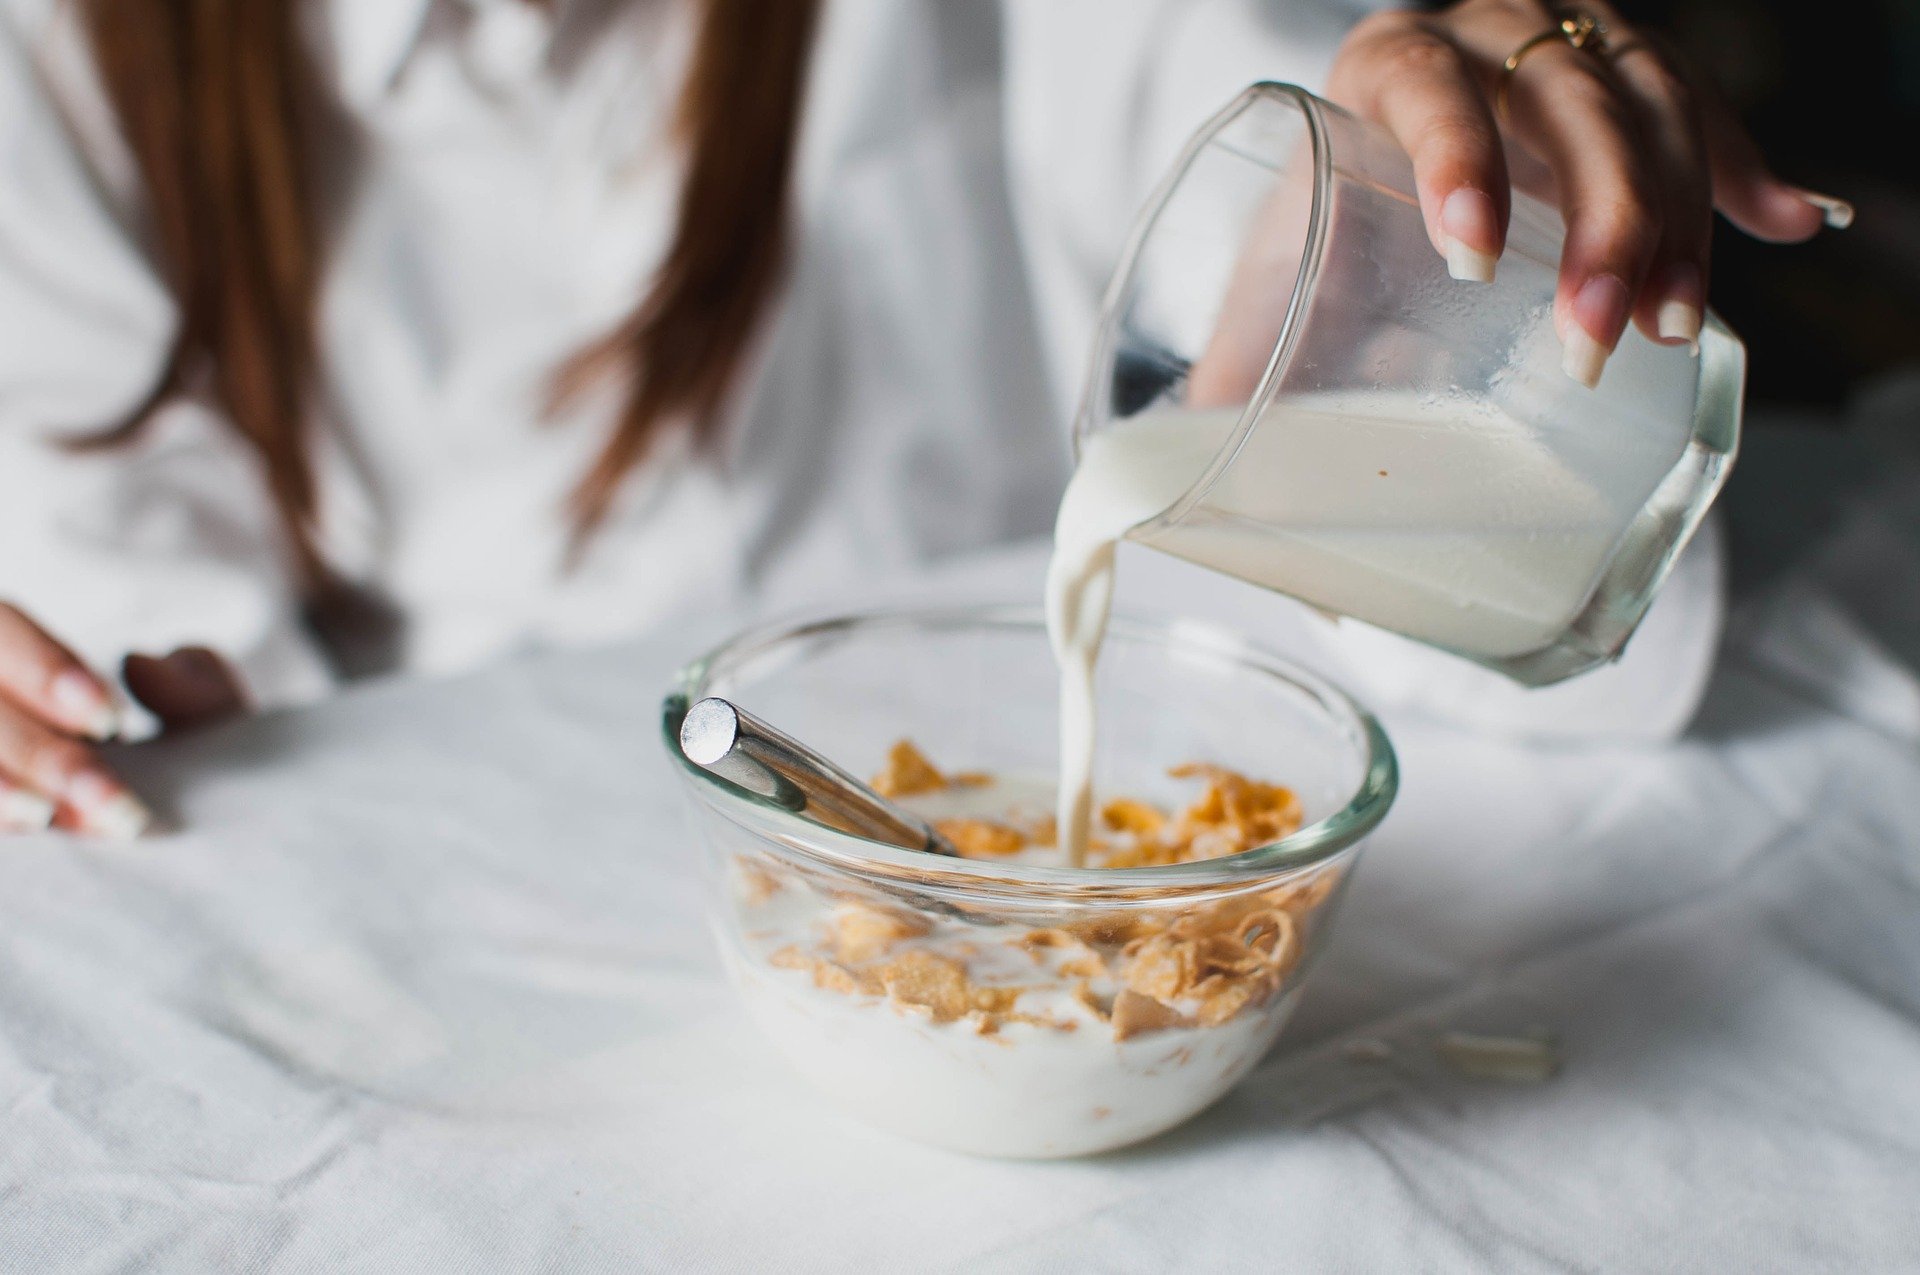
[1797,190,1853,230]
[1562,274,1630,389]
[1439,188,1500,283]
[50,670,120,741]
[1562,328,1607,388]
[87,793,152,841]
[1657,300,1703,354]
[65,771,151,841]
[0,786,55,831]
[1655,263,1703,355]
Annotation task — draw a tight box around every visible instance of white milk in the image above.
[726,939,1299,1158]
[722,776,1308,1158]
[1044,421,1225,865]
[1045,397,1630,862]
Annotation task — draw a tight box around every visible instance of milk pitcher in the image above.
[1077,83,1743,686]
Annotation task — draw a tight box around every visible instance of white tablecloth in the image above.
[4,420,1919,1272]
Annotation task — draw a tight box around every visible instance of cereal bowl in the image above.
[663,605,1396,1158]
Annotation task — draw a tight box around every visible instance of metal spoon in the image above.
[678,697,959,857]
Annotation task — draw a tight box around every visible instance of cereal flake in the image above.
[871,740,949,797]
[1111,990,1188,1041]
[831,901,932,964]
[936,818,1027,859]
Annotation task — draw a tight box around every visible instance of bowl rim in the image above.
[662,603,1398,896]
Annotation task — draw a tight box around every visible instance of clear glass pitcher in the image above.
[1076,83,1743,686]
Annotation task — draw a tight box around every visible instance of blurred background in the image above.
[1638,0,1920,407]
[1583,0,1920,599]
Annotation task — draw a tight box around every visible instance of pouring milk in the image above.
[1044,412,1227,866]
[1045,396,1629,865]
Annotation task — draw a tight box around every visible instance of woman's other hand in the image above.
[1325,0,1850,386]
[0,603,151,836]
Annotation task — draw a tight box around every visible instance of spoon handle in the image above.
[679,697,957,857]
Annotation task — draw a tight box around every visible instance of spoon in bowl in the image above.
[678,697,959,857]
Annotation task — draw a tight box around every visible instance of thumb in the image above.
[123,647,249,732]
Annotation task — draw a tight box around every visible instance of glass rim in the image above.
[662,603,1398,900]
[1069,81,1332,541]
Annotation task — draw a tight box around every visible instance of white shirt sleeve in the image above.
[0,2,333,725]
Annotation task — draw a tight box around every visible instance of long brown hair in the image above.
[77,0,822,576]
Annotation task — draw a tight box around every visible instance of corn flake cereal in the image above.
[879,950,1029,1026]
[1101,798,1166,837]
[1111,990,1189,1041]
[1164,763,1305,860]
[764,743,1336,1043]
[936,818,1027,859]
[732,857,786,907]
[871,740,949,797]
[831,901,931,964]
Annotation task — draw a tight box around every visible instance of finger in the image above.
[1659,42,1848,242]
[0,603,121,740]
[1329,14,1509,281]
[1500,39,1660,386]
[0,774,55,833]
[124,647,248,732]
[0,704,150,839]
[1605,41,1711,349]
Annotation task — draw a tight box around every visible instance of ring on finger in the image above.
[1497,13,1611,123]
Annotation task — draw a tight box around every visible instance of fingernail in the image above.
[1797,190,1854,230]
[88,793,152,841]
[1656,263,1704,355]
[0,787,55,831]
[50,670,120,741]
[1657,299,1703,354]
[1439,188,1500,283]
[1445,238,1499,284]
[65,771,151,841]
[1561,274,1630,389]
[1562,328,1607,388]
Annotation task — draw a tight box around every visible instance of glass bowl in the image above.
[663,605,1396,1158]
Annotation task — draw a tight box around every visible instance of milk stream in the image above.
[1045,399,1628,864]
[1044,417,1222,865]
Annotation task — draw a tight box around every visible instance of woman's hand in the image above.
[0,603,150,838]
[1325,0,1849,386]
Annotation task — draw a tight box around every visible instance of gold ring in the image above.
[1497,13,1610,122]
